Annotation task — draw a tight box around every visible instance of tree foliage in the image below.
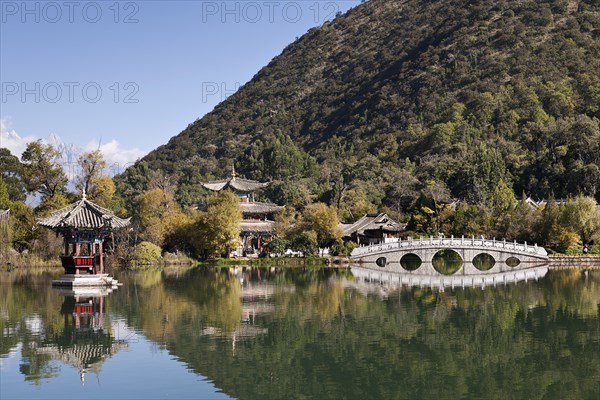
[192,190,242,259]
[296,203,342,250]
[20,141,67,201]
[137,188,190,247]
[0,148,26,202]
[116,0,600,213]
[76,150,115,207]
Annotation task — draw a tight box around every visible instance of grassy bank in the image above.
[0,254,61,270]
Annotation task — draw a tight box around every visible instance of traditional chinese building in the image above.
[202,167,282,255]
[339,213,406,246]
[37,194,130,286]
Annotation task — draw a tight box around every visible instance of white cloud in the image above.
[85,139,147,175]
[1,117,148,176]
[0,117,38,158]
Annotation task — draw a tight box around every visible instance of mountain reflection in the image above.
[1,267,599,399]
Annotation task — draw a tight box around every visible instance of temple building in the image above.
[202,167,282,255]
[37,193,130,286]
[339,213,406,246]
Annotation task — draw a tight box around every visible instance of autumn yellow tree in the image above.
[297,202,343,251]
[137,188,191,248]
[192,190,242,259]
[76,150,115,207]
[561,195,600,245]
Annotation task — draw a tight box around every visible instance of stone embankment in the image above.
[549,256,600,269]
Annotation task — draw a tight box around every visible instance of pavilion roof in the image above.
[37,197,130,231]
[339,213,406,237]
[0,209,9,221]
[240,202,282,214]
[202,177,270,192]
[240,220,276,234]
[202,166,270,192]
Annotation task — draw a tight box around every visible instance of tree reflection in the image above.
[1,267,599,399]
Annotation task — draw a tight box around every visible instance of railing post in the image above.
[461,235,464,245]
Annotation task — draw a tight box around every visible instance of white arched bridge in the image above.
[350,236,548,278]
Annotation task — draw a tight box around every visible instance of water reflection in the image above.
[351,264,549,290]
[2,267,599,399]
[472,252,495,271]
[0,278,127,385]
[400,253,422,271]
[432,249,463,274]
[39,289,127,384]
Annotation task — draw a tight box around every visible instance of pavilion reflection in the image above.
[29,287,128,384]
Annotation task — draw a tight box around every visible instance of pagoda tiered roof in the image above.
[37,196,130,231]
[203,177,270,192]
[201,166,270,192]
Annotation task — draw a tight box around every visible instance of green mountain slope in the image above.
[117,0,600,210]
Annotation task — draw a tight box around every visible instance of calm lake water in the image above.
[1,266,599,400]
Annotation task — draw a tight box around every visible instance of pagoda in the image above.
[37,193,130,287]
[202,167,282,255]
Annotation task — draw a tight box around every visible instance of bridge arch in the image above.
[432,249,463,275]
[473,253,495,271]
[400,253,422,271]
[506,256,521,267]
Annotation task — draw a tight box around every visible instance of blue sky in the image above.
[0,0,360,172]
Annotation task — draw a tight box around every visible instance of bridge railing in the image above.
[350,236,547,257]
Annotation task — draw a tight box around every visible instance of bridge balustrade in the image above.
[352,236,545,258]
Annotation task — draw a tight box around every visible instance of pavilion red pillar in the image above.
[98,242,104,274]
[99,297,103,327]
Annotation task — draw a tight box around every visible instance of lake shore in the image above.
[548,255,600,269]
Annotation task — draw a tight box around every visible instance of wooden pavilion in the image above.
[202,167,282,255]
[37,193,130,286]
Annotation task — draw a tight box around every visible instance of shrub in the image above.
[132,241,162,268]
[331,241,358,256]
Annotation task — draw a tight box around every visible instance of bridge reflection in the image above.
[350,264,549,291]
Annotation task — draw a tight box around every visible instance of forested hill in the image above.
[116,0,600,212]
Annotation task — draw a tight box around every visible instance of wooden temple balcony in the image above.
[60,255,103,275]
